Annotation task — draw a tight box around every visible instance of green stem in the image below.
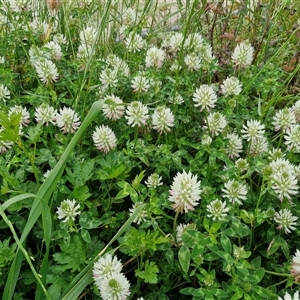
[173,210,180,241]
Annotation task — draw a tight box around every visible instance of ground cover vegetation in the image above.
[0,0,300,299]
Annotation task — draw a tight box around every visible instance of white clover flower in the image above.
[206,199,229,221]
[193,84,217,111]
[102,95,124,120]
[56,199,81,223]
[93,254,123,282]
[0,128,13,154]
[145,173,163,188]
[29,46,50,67]
[200,43,216,65]
[278,291,300,300]
[34,58,59,85]
[131,75,150,93]
[272,108,296,133]
[125,32,145,52]
[43,169,52,180]
[0,56,5,64]
[106,54,130,77]
[145,47,165,68]
[129,202,147,224]
[125,101,149,127]
[9,0,31,12]
[99,67,118,89]
[221,76,242,96]
[79,26,97,46]
[0,84,10,103]
[169,171,201,213]
[170,60,182,72]
[44,41,63,61]
[225,133,243,159]
[77,44,93,61]
[176,223,191,245]
[184,53,201,71]
[231,41,254,68]
[28,18,49,37]
[201,133,212,146]
[235,158,249,173]
[169,93,184,105]
[169,33,184,53]
[269,158,295,176]
[8,105,30,126]
[35,103,57,126]
[284,124,300,153]
[152,106,174,133]
[122,7,138,25]
[98,272,130,300]
[184,33,204,52]
[53,33,67,44]
[222,179,248,205]
[92,125,117,153]
[291,250,300,282]
[205,112,227,137]
[274,208,298,234]
[268,148,285,161]
[56,107,81,133]
[249,136,269,156]
[271,171,298,201]
[241,119,265,141]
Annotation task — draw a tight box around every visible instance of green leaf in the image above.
[71,186,91,201]
[165,248,174,267]
[81,229,91,243]
[211,289,228,298]
[66,159,94,187]
[220,233,232,254]
[79,212,102,229]
[178,244,190,273]
[231,217,251,237]
[135,260,159,284]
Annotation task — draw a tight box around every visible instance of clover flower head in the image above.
[131,75,150,93]
[272,108,296,133]
[221,76,242,96]
[241,119,265,141]
[92,125,117,153]
[99,67,118,89]
[0,128,13,154]
[271,171,298,201]
[231,41,254,68]
[184,53,202,71]
[56,199,81,223]
[8,105,30,126]
[125,101,149,127]
[278,291,299,300]
[125,32,145,52]
[145,173,163,188]
[225,133,243,159]
[0,84,10,103]
[291,250,300,282]
[35,103,57,126]
[34,58,59,85]
[93,254,123,282]
[169,171,201,213]
[249,136,268,156]
[44,41,63,61]
[77,44,93,61]
[193,84,217,111]
[235,158,249,173]
[145,47,165,68]
[122,7,138,25]
[102,94,125,120]
[56,107,81,133]
[205,112,227,137]
[152,106,174,133]
[184,33,204,52]
[53,33,67,44]
[169,33,184,53]
[170,93,184,105]
[268,148,285,161]
[284,124,300,153]
[129,202,147,224]
[79,26,97,46]
[206,199,229,221]
[274,208,298,234]
[222,179,247,205]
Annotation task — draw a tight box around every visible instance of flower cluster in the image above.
[56,199,81,223]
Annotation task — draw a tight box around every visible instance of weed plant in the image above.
[0,0,300,299]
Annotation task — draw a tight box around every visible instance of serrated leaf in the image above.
[66,159,94,187]
[135,260,159,284]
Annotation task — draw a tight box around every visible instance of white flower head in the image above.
[193,84,217,111]
[284,125,300,153]
[0,84,10,103]
[176,223,194,245]
[56,199,81,223]
[274,208,298,234]
[231,41,254,68]
[53,33,67,45]
[225,133,243,159]
[56,107,81,133]
[221,76,242,96]
[145,47,165,68]
[44,41,63,61]
[129,202,147,224]
[93,254,123,282]
[152,106,174,133]
[205,112,227,137]
[0,128,13,153]
[206,199,229,221]
[241,119,265,141]
[249,136,269,156]
[79,26,97,46]
[235,158,249,173]
[102,95,125,120]
[145,173,163,188]
[271,171,298,201]
[98,272,130,300]
[222,179,248,205]
[77,44,93,61]
[35,103,57,126]
[169,93,184,105]
[184,33,204,52]
[122,7,138,25]
[272,108,296,133]
[131,75,150,93]
[125,31,145,52]
[99,67,118,89]
[184,53,202,71]
[169,171,202,213]
[34,58,59,85]
[291,250,300,282]
[125,101,149,127]
[8,105,30,126]
[278,291,300,300]
[92,125,117,153]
